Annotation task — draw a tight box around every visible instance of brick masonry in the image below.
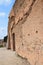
[7,0,43,65]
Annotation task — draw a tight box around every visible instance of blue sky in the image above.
[0,0,15,39]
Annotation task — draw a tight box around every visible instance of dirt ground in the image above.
[0,47,30,65]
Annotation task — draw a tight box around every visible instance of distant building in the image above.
[4,35,8,43]
[0,39,3,46]
[0,39,5,47]
[7,0,43,65]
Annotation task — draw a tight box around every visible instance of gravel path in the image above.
[0,47,30,65]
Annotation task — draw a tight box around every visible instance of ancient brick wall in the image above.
[8,0,43,65]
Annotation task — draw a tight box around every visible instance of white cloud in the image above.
[0,27,7,33]
[0,12,6,17]
[0,27,7,39]
[0,0,12,6]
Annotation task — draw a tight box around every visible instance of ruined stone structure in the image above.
[7,0,43,65]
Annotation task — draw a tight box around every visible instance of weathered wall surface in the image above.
[8,0,43,65]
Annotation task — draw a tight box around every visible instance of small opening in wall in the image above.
[20,3,22,7]
[36,31,38,33]
[28,34,30,36]
[22,43,24,46]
